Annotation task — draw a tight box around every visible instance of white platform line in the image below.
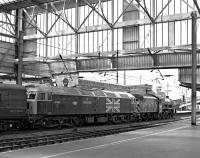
[42,125,189,158]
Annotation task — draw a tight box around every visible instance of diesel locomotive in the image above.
[0,83,174,130]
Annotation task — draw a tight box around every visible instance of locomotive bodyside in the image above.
[27,86,107,115]
[26,86,137,126]
[103,90,136,114]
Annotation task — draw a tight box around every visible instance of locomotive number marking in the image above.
[82,101,92,104]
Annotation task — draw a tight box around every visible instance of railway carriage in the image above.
[0,84,27,130]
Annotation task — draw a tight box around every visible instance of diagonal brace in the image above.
[193,0,200,15]
[83,0,113,28]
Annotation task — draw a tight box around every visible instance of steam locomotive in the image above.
[0,83,174,130]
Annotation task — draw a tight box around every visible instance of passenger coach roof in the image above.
[0,83,26,91]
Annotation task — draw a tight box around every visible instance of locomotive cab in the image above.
[26,86,53,115]
[27,90,38,115]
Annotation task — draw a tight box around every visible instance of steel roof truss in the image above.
[23,8,47,37]
[182,0,196,11]
[83,0,112,28]
[113,0,134,27]
[3,12,15,33]
[77,3,98,32]
[154,0,172,22]
[46,11,63,35]
[135,0,154,23]
[193,0,200,15]
[51,3,76,32]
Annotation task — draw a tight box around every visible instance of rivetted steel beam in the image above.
[21,51,200,76]
[179,68,200,84]
[77,52,200,72]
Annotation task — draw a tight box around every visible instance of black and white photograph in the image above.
[0,0,200,157]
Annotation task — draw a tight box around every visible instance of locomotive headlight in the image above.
[72,101,78,106]
[9,124,13,128]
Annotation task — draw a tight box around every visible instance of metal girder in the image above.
[0,32,16,38]
[0,0,58,12]
[77,52,200,72]
[180,82,200,91]
[193,0,200,15]
[77,3,98,31]
[182,0,196,11]
[24,12,198,40]
[113,0,135,27]
[179,68,200,85]
[0,24,15,36]
[83,0,112,28]
[23,9,47,37]
[0,13,15,36]
[3,13,15,32]
[50,3,76,32]
[135,0,154,23]
[154,0,172,21]
[0,0,110,13]
[20,50,200,76]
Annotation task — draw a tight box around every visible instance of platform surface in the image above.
[0,118,200,158]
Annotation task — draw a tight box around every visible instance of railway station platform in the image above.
[0,118,200,158]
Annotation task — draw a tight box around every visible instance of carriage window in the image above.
[38,93,45,100]
[47,93,52,100]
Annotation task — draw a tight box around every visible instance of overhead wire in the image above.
[97,71,182,91]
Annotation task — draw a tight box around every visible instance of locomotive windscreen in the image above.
[27,91,36,99]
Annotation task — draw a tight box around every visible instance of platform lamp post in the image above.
[191,12,197,126]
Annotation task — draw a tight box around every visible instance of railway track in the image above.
[0,118,182,153]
